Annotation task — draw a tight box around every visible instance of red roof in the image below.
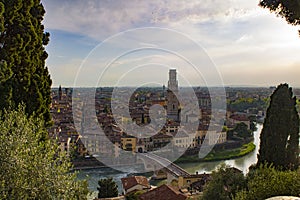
[230,114,249,122]
[121,176,150,191]
[139,184,187,200]
[152,133,173,139]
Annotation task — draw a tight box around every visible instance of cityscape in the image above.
[1,0,300,200]
[48,69,286,199]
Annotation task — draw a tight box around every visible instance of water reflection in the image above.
[178,124,262,174]
[78,124,263,192]
[76,165,143,193]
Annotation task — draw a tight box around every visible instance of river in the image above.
[77,124,262,194]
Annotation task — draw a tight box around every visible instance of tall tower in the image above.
[167,69,180,121]
[58,85,62,101]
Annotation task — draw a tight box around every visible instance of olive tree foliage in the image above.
[202,164,246,200]
[0,106,89,199]
[234,164,300,200]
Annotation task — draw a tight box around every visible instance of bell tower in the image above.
[167,69,180,121]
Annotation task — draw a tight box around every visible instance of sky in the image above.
[42,0,300,88]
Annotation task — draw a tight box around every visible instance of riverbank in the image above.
[72,156,105,171]
[72,142,256,170]
[78,125,262,194]
[175,142,256,164]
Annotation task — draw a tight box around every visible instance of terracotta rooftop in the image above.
[121,176,150,191]
[181,173,211,179]
[152,133,173,139]
[230,114,249,122]
[139,184,187,200]
[174,131,189,138]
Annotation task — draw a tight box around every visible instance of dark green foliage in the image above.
[202,164,246,200]
[0,106,89,199]
[234,165,300,200]
[257,84,299,170]
[260,0,300,26]
[126,190,145,200]
[203,164,300,200]
[249,121,257,132]
[0,2,12,110]
[97,177,119,198]
[227,123,252,140]
[0,0,52,126]
[234,123,252,139]
[228,98,267,113]
[0,2,4,32]
[248,115,258,132]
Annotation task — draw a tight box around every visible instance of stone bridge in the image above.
[137,152,190,182]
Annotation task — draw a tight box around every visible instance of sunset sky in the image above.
[42,0,300,88]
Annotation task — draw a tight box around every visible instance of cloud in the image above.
[42,0,258,41]
[42,0,300,87]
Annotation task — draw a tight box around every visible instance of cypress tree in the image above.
[259,0,300,26]
[0,0,52,126]
[0,2,12,110]
[97,178,119,198]
[257,83,299,170]
[259,0,300,36]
